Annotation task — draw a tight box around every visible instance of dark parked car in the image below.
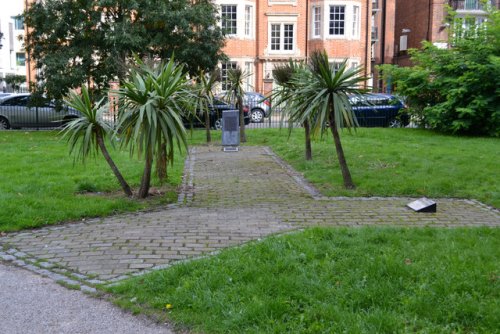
[183,99,250,130]
[0,94,81,130]
[349,93,408,127]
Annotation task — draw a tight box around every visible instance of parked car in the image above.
[216,92,271,123]
[244,92,271,123]
[0,94,81,130]
[349,93,408,127]
[183,98,250,130]
[0,93,13,101]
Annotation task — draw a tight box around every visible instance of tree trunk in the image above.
[329,111,355,189]
[156,142,167,184]
[96,133,133,197]
[304,119,312,161]
[138,150,153,198]
[238,96,246,143]
[204,108,211,143]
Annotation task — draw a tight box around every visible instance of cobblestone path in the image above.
[1,146,498,286]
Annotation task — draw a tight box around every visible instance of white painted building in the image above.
[0,0,27,92]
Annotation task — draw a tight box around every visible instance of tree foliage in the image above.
[272,60,313,160]
[24,0,225,100]
[379,7,500,136]
[5,74,26,92]
[62,86,132,197]
[288,50,369,189]
[116,57,193,198]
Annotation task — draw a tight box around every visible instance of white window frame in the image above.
[221,4,237,35]
[322,2,362,40]
[329,5,346,36]
[244,61,254,90]
[352,5,360,38]
[269,23,295,53]
[221,61,238,91]
[312,6,322,38]
[244,5,253,37]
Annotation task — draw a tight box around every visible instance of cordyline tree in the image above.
[225,67,250,143]
[272,60,313,160]
[291,50,368,189]
[24,0,225,101]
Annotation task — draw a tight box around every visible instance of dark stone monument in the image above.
[407,197,437,213]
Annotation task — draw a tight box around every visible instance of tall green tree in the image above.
[116,58,193,198]
[291,50,368,189]
[272,60,313,160]
[24,0,225,100]
[62,86,133,197]
[225,67,250,143]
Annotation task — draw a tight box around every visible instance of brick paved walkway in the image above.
[1,146,498,286]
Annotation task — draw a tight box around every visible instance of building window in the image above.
[245,6,252,36]
[352,6,360,37]
[221,62,237,91]
[221,5,237,35]
[312,6,321,37]
[16,53,26,66]
[330,61,342,74]
[270,23,294,52]
[329,5,345,36]
[12,16,24,30]
[245,62,253,90]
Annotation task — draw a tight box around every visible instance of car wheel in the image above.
[0,117,10,130]
[388,119,402,128]
[251,109,264,123]
[213,118,223,130]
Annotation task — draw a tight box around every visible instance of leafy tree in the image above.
[5,74,26,92]
[116,58,193,198]
[272,60,313,160]
[291,50,368,189]
[62,86,133,197]
[379,6,499,136]
[193,69,220,143]
[24,0,225,100]
[225,67,250,143]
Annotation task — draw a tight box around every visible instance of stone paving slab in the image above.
[1,145,498,284]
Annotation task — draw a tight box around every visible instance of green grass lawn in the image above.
[1,128,498,232]
[244,128,500,207]
[0,131,186,232]
[108,227,500,333]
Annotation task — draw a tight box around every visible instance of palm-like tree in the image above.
[291,50,368,189]
[62,86,133,197]
[225,67,250,143]
[193,68,220,143]
[272,60,313,160]
[116,58,193,198]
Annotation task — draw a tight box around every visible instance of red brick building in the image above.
[216,0,373,94]
[371,0,498,92]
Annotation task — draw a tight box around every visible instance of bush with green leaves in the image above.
[379,7,499,136]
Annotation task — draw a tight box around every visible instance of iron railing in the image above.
[0,97,406,131]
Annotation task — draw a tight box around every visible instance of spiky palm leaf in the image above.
[225,66,250,142]
[193,68,220,142]
[116,58,194,198]
[62,86,132,196]
[291,50,369,189]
